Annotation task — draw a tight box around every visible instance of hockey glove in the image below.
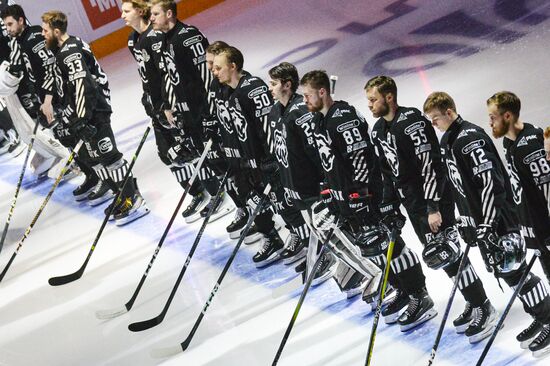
[475,224,498,249]
[70,119,97,141]
[379,202,406,233]
[202,117,219,141]
[167,141,195,166]
[259,156,280,186]
[456,216,477,247]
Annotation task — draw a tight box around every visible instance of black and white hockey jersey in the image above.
[268,92,322,200]
[503,123,550,248]
[162,21,209,126]
[211,76,242,160]
[15,25,55,103]
[0,0,14,63]
[53,36,111,123]
[127,25,164,115]
[440,116,520,240]
[314,100,382,216]
[227,73,272,168]
[371,106,446,213]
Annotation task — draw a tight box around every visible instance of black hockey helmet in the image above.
[493,232,526,273]
[422,227,461,270]
[355,225,389,257]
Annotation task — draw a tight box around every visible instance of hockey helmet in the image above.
[493,232,526,273]
[355,226,389,257]
[422,227,461,270]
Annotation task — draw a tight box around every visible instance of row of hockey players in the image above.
[117,0,550,357]
[1,0,550,358]
[0,2,151,225]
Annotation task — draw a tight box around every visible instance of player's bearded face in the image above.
[41,23,57,50]
[488,104,509,138]
[302,85,323,112]
[366,87,389,118]
[4,16,24,38]
[150,5,168,31]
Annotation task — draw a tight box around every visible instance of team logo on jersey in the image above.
[98,137,114,154]
[248,86,268,98]
[274,129,289,168]
[505,160,523,205]
[32,41,46,54]
[517,136,528,147]
[332,109,343,118]
[216,100,234,134]
[164,49,180,86]
[396,113,407,123]
[446,153,466,197]
[231,107,248,142]
[314,131,334,172]
[295,112,313,126]
[378,134,399,178]
[404,121,425,135]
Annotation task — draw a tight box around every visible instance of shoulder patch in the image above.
[336,119,360,133]
[396,113,407,123]
[289,104,300,113]
[404,121,425,135]
[517,136,528,147]
[63,52,82,64]
[241,79,251,87]
[462,139,485,154]
[128,40,134,47]
[296,112,313,125]
[183,35,203,47]
[248,85,268,98]
[523,149,545,164]
[31,40,46,53]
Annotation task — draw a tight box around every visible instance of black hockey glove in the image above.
[379,202,406,233]
[141,93,156,118]
[70,119,97,141]
[259,156,279,182]
[167,140,195,166]
[475,224,498,249]
[456,216,477,247]
[202,117,219,141]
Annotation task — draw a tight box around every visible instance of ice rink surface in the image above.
[1,0,550,365]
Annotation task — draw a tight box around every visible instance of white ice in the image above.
[1,0,550,365]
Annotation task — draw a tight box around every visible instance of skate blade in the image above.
[205,204,235,223]
[88,192,115,207]
[282,249,307,265]
[400,308,438,332]
[254,250,284,268]
[383,312,401,324]
[455,323,470,334]
[244,232,262,244]
[115,206,150,226]
[311,263,337,287]
[468,313,501,344]
[521,336,537,349]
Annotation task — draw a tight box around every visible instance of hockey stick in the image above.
[476,251,540,366]
[271,217,340,366]
[95,139,214,319]
[0,140,84,283]
[127,169,229,331]
[150,183,272,358]
[0,119,40,254]
[48,127,152,286]
[365,228,398,366]
[426,244,472,365]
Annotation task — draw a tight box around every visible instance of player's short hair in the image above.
[1,4,26,22]
[206,41,230,55]
[544,127,550,139]
[364,75,397,100]
[300,70,330,94]
[487,91,521,118]
[423,91,457,114]
[41,11,67,34]
[150,0,177,17]
[121,0,151,21]
[269,62,299,93]
[219,46,244,71]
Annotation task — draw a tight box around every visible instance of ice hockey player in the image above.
[423,91,550,357]
[150,0,222,223]
[266,63,335,284]
[41,10,149,225]
[486,91,550,357]
[211,46,288,266]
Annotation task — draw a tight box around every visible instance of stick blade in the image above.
[48,270,83,286]
[128,316,162,332]
[150,344,183,359]
[95,305,128,320]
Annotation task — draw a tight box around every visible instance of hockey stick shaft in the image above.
[476,252,539,366]
[0,140,84,283]
[48,127,153,286]
[179,184,272,351]
[128,169,230,331]
[272,217,340,366]
[119,139,213,310]
[427,244,472,365]
[365,229,398,366]
[0,120,40,253]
